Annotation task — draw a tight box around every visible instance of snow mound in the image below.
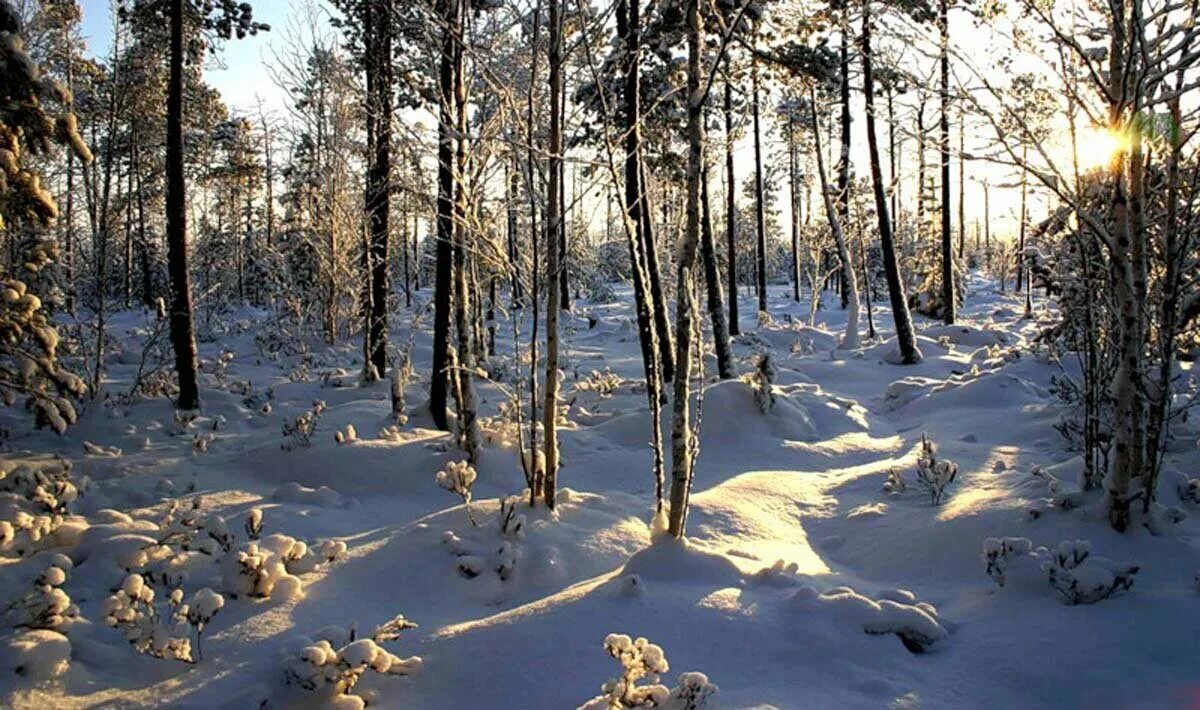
[271,481,346,508]
[700,379,867,447]
[622,539,743,586]
[923,323,1011,348]
[4,629,71,680]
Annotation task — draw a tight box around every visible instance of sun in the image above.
[1075,124,1130,172]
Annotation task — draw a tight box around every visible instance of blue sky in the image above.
[78,0,308,113]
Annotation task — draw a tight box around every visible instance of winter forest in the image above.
[1,0,1200,706]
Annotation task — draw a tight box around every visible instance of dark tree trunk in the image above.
[938,0,955,324]
[724,78,739,335]
[430,0,458,430]
[837,23,852,309]
[752,62,767,314]
[862,2,921,364]
[166,0,201,409]
[700,168,734,378]
[364,0,393,380]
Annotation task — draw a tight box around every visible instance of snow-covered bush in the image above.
[0,510,67,555]
[983,538,1140,605]
[443,496,525,582]
[390,352,412,426]
[1178,477,1200,505]
[747,351,777,414]
[1030,465,1084,511]
[982,536,1033,587]
[576,368,622,398]
[284,616,422,708]
[220,541,303,600]
[436,460,478,525]
[102,574,194,663]
[913,434,958,505]
[282,400,326,451]
[791,586,948,654]
[155,497,233,556]
[1043,540,1139,606]
[3,564,76,630]
[179,587,225,660]
[882,468,906,495]
[0,459,78,514]
[577,633,718,709]
[244,508,263,540]
[335,424,357,445]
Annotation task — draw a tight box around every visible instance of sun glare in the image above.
[1075,125,1129,172]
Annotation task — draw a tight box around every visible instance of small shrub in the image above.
[282,401,326,451]
[913,434,958,505]
[577,633,717,710]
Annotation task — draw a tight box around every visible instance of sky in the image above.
[78,0,304,114]
[73,0,1045,241]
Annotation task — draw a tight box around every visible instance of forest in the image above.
[2,0,1199,707]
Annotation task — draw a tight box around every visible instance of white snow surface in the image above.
[2,277,1200,708]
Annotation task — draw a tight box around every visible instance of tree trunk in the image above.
[809,87,860,350]
[453,0,481,462]
[938,0,955,325]
[861,3,921,364]
[363,0,393,382]
[668,0,705,539]
[751,62,768,315]
[700,168,734,378]
[166,0,201,410]
[430,0,458,431]
[836,22,852,309]
[543,0,564,509]
[724,78,740,335]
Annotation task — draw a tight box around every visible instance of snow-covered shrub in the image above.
[155,497,233,556]
[577,633,718,709]
[334,424,357,445]
[882,468,906,495]
[0,459,78,514]
[179,588,225,660]
[83,440,122,457]
[443,496,525,582]
[284,617,422,707]
[3,564,76,630]
[102,574,193,663]
[192,432,214,454]
[244,508,263,540]
[282,400,326,451]
[791,586,948,654]
[747,351,777,414]
[576,368,622,398]
[0,510,66,555]
[390,352,412,426]
[982,536,1033,587]
[1030,465,1084,511]
[378,425,404,442]
[1178,477,1200,505]
[436,460,478,525]
[1043,540,1139,605]
[913,434,958,505]
[220,541,303,600]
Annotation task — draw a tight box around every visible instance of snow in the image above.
[2,281,1200,708]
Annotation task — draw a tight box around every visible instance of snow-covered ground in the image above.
[3,275,1200,709]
